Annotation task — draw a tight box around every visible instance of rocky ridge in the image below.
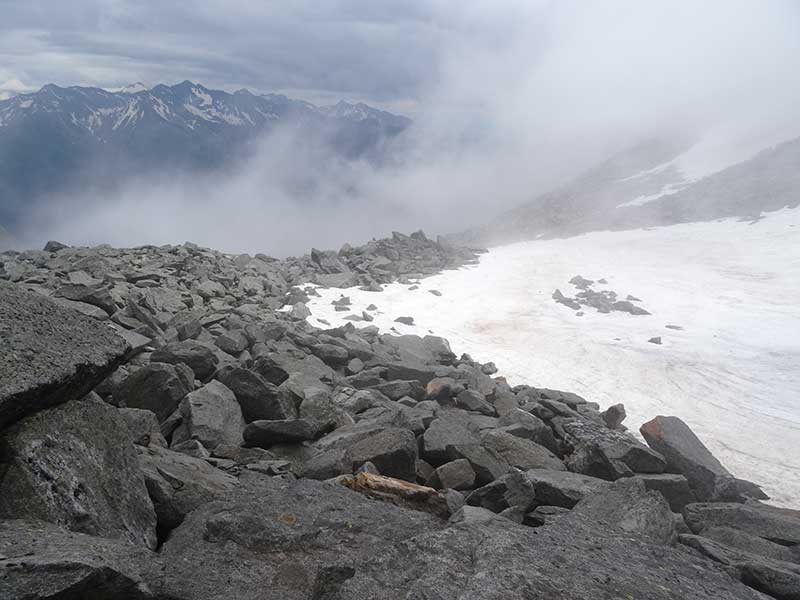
[0,231,798,599]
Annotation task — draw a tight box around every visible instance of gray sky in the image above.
[7,1,800,254]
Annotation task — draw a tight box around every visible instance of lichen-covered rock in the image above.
[0,397,157,549]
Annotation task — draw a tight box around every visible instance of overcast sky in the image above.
[3,1,797,115]
[6,1,800,253]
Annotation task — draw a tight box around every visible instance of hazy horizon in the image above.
[3,0,800,255]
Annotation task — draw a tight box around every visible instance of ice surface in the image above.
[305,209,800,507]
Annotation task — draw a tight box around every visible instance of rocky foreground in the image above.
[1,232,799,599]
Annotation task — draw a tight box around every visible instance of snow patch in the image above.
[303,208,800,508]
[192,88,213,106]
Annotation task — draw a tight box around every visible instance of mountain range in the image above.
[452,133,800,246]
[0,81,411,227]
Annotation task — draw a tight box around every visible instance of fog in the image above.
[10,0,800,256]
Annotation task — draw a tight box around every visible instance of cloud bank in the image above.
[8,1,800,255]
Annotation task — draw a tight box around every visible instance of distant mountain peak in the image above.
[0,79,412,227]
[117,82,148,94]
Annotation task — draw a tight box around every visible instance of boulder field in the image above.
[0,232,797,599]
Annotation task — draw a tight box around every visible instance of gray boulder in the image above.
[680,534,800,600]
[118,407,169,447]
[566,478,676,545]
[633,473,697,512]
[428,459,477,491]
[137,445,239,531]
[640,415,738,501]
[0,520,157,600]
[422,417,480,465]
[152,339,219,379]
[348,428,418,481]
[456,388,496,416]
[243,418,319,446]
[481,429,566,471]
[0,281,129,429]
[171,381,244,450]
[54,282,117,315]
[523,469,610,508]
[113,362,194,422]
[562,418,665,479]
[373,379,426,401]
[497,408,556,451]
[151,474,443,600]
[216,365,297,422]
[215,328,249,355]
[446,443,510,486]
[683,502,800,547]
[0,396,157,549]
[311,343,349,367]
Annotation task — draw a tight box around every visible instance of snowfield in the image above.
[305,208,800,507]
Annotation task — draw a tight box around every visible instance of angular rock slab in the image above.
[0,520,157,600]
[137,445,239,531]
[347,428,418,481]
[338,502,765,600]
[151,474,443,600]
[481,429,566,472]
[523,469,610,509]
[0,281,129,429]
[565,478,676,545]
[684,502,800,547]
[562,418,665,479]
[172,380,244,450]
[151,339,219,379]
[113,361,193,422]
[680,534,800,600]
[216,365,296,422]
[640,415,735,501]
[0,397,157,549]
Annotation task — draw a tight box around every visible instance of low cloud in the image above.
[9,1,800,255]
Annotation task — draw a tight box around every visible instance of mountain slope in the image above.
[0,81,411,226]
[454,135,800,246]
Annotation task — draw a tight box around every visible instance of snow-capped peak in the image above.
[116,82,148,94]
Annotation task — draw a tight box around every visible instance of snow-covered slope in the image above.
[455,133,800,247]
[306,208,800,507]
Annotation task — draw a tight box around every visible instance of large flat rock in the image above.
[0,281,129,429]
[0,520,158,600]
[0,396,158,549]
[148,473,764,600]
